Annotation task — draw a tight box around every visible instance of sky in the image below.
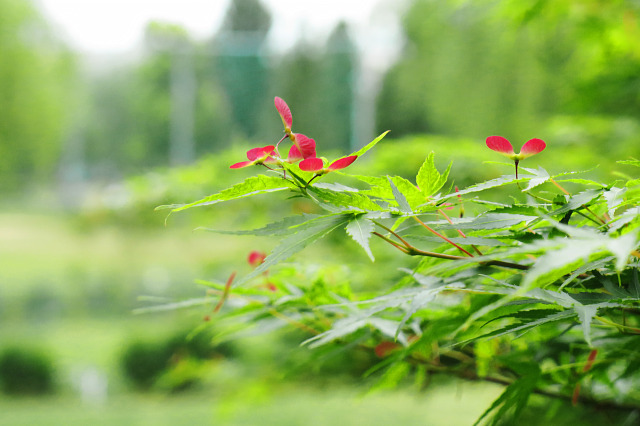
[35,0,405,55]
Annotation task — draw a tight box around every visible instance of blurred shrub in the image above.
[78,145,295,229]
[120,340,172,390]
[0,346,56,395]
[120,327,235,391]
[165,327,236,360]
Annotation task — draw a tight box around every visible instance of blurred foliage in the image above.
[83,24,233,177]
[0,0,75,191]
[0,345,55,395]
[74,0,357,182]
[120,340,172,390]
[377,0,640,147]
[216,0,272,139]
[272,22,356,151]
[120,327,235,392]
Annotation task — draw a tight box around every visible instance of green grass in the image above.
[0,381,503,426]
[0,211,255,322]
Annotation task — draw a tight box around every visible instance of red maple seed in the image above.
[288,133,317,161]
[274,96,293,132]
[230,145,276,169]
[485,136,546,178]
[299,155,358,174]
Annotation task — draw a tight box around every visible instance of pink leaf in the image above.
[519,138,546,158]
[486,136,515,156]
[274,96,293,129]
[299,157,324,172]
[328,155,357,171]
[294,133,317,159]
[230,160,254,169]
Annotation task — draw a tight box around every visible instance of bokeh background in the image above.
[1,0,639,424]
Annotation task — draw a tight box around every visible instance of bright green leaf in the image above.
[159,175,292,212]
[351,130,390,158]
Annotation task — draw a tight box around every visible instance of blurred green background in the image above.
[1,0,639,424]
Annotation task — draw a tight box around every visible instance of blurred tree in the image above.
[319,22,356,151]
[498,0,640,117]
[376,1,562,141]
[214,0,272,139]
[271,22,356,152]
[83,23,232,177]
[0,0,75,191]
[377,0,640,143]
[272,41,325,141]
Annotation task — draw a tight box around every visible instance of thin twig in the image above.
[373,232,410,254]
[373,221,413,248]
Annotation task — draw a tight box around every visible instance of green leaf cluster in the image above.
[157,138,640,423]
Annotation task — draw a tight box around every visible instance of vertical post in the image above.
[170,42,196,166]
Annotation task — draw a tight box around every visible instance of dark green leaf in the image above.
[465,310,576,343]
[474,364,541,426]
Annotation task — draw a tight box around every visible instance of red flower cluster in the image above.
[231,97,358,176]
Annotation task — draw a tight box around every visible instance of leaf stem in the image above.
[213,272,236,313]
[372,231,410,254]
[372,223,528,270]
[413,216,475,257]
[438,208,483,256]
[373,221,413,248]
[274,134,288,156]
